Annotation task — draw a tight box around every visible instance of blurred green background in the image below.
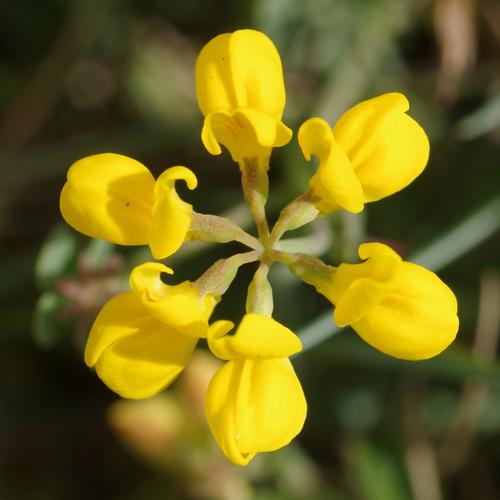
[1,0,500,499]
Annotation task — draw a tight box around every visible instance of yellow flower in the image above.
[84,262,218,399]
[298,93,430,213]
[205,314,307,466]
[317,242,459,360]
[195,29,292,166]
[60,153,197,259]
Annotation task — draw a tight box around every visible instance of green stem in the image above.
[193,251,259,298]
[274,218,332,256]
[269,191,320,246]
[272,250,336,291]
[239,157,270,244]
[189,212,262,251]
[246,261,273,316]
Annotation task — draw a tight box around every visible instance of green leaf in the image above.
[456,93,500,140]
[312,332,500,384]
[83,238,114,271]
[348,438,412,500]
[32,291,70,349]
[35,225,77,288]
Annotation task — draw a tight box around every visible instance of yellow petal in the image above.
[298,117,364,214]
[229,30,286,116]
[195,33,236,114]
[60,153,155,245]
[196,29,286,118]
[333,277,396,327]
[333,93,430,202]
[330,243,402,326]
[353,261,459,360]
[128,262,174,301]
[84,292,197,399]
[207,313,302,360]
[204,359,254,466]
[129,262,218,338]
[149,166,197,259]
[201,108,292,163]
[205,358,307,466]
[95,326,197,400]
[320,242,401,309]
[84,292,148,367]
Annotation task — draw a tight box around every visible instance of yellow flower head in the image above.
[84,263,218,399]
[299,93,430,213]
[60,153,197,259]
[205,314,307,465]
[56,27,460,467]
[195,29,292,165]
[318,242,459,360]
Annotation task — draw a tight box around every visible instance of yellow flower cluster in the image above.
[59,29,459,465]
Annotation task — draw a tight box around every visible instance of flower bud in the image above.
[205,314,306,465]
[299,93,429,213]
[195,29,292,165]
[84,291,198,399]
[60,154,197,259]
[83,261,220,399]
[320,242,459,360]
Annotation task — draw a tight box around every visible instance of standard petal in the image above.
[298,117,335,162]
[201,108,291,163]
[128,262,174,301]
[60,153,155,245]
[206,320,236,359]
[314,145,365,214]
[333,93,430,202]
[320,242,401,307]
[298,118,364,214]
[205,358,307,465]
[129,262,217,338]
[149,166,197,259]
[353,262,458,360]
[240,108,292,148]
[207,314,302,360]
